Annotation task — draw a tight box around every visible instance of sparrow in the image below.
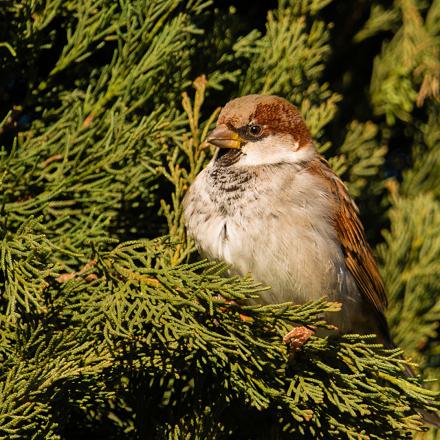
[183,96,440,427]
[183,94,391,346]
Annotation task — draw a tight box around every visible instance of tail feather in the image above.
[401,363,440,428]
[382,334,440,428]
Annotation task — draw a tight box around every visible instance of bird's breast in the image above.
[183,163,359,312]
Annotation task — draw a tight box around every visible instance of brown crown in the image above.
[218,95,312,148]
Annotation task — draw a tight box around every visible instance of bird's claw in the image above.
[283,326,315,351]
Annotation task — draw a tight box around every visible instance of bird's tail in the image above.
[381,334,440,428]
[401,362,440,428]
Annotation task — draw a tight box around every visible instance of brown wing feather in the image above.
[307,156,388,318]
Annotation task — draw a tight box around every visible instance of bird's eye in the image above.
[248,124,262,137]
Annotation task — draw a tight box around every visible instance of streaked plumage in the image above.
[183,94,440,427]
[184,95,389,342]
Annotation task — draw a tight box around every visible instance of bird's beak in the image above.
[206,124,244,149]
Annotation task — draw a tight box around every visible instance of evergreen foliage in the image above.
[0,0,438,438]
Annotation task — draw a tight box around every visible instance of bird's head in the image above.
[207,95,315,166]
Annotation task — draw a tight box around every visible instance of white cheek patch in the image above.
[237,135,315,166]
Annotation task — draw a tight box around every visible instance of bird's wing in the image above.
[308,156,388,318]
